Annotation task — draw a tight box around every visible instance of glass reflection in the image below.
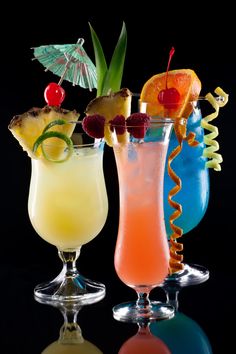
[35,298,103,354]
[118,321,171,354]
[118,289,212,354]
[150,310,212,354]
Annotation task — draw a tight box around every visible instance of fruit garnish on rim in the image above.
[32,119,74,163]
[201,87,228,171]
[140,47,202,122]
[157,47,181,109]
[126,113,151,139]
[8,106,79,162]
[83,110,151,142]
[109,115,126,135]
[82,114,105,139]
[140,47,202,146]
[44,82,66,107]
[84,88,132,146]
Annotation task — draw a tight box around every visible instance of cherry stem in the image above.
[165,47,175,89]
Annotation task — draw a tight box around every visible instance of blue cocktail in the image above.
[163,101,210,286]
[164,101,210,238]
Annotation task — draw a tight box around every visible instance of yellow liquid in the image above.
[41,340,103,354]
[28,146,108,250]
[42,340,102,354]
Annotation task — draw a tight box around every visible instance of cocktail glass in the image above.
[162,99,210,291]
[28,131,108,304]
[112,117,175,322]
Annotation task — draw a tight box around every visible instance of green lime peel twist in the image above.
[33,119,73,163]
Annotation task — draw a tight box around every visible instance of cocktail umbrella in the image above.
[32,38,97,91]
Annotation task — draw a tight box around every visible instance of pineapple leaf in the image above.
[102,22,127,95]
[89,22,108,97]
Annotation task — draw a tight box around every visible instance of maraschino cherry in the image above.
[44,82,65,106]
[158,47,180,109]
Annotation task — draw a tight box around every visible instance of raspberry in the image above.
[126,113,150,138]
[82,114,105,138]
[109,115,126,135]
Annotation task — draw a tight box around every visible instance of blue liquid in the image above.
[150,311,213,354]
[164,104,210,238]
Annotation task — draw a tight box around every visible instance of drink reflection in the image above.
[150,309,212,354]
[34,293,212,353]
[35,298,103,354]
[118,291,212,354]
[118,321,171,353]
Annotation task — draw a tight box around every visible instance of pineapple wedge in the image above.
[85,88,132,146]
[8,106,79,160]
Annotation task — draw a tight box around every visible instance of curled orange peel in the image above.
[168,142,184,274]
[168,118,199,274]
[201,87,229,171]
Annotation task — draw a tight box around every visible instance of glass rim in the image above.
[136,94,226,105]
[139,98,200,108]
[39,134,103,149]
[109,117,174,129]
[73,140,104,149]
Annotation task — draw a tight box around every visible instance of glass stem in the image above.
[59,305,84,344]
[58,249,81,276]
[136,292,151,315]
[164,287,179,311]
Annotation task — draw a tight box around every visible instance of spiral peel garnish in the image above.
[168,119,199,274]
[168,143,184,273]
[201,87,229,171]
[33,119,73,163]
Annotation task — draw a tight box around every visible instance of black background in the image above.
[0,4,235,353]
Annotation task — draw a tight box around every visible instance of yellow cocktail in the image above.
[29,145,108,250]
[8,103,108,304]
[29,138,108,304]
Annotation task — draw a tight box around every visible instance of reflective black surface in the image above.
[0,258,235,353]
[1,5,235,353]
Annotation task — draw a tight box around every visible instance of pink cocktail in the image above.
[114,141,169,286]
[112,118,174,322]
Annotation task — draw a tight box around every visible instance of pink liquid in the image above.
[118,326,171,354]
[114,141,170,288]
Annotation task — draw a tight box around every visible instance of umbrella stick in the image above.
[58,53,71,86]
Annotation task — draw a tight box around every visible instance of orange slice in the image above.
[140,69,201,119]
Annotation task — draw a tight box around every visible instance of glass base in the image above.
[34,271,106,305]
[113,301,174,323]
[161,263,209,289]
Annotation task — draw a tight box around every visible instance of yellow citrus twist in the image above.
[201,87,229,171]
